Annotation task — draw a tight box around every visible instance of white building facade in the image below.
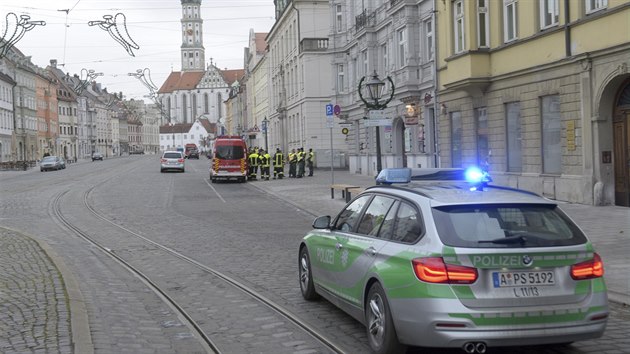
[266,0,344,167]
[329,0,438,175]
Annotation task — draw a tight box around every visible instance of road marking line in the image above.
[204,178,226,203]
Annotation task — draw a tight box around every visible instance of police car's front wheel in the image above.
[299,247,319,301]
[365,283,405,354]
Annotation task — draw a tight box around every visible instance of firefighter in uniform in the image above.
[288,149,297,178]
[307,148,315,176]
[248,148,259,180]
[273,148,285,179]
[259,149,271,181]
[297,147,306,178]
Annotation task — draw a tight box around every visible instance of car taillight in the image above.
[160,159,167,163]
[178,158,184,163]
[571,253,604,280]
[412,257,478,284]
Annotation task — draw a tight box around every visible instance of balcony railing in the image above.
[355,10,376,31]
[300,38,329,53]
[390,0,402,7]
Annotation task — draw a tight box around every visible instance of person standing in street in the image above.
[273,148,285,179]
[259,149,271,181]
[248,148,259,180]
[307,148,314,177]
[288,149,297,178]
[297,147,306,178]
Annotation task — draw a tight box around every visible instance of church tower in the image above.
[180,0,205,71]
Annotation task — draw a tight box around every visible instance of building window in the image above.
[397,28,407,67]
[586,0,607,13]
[477,0,489,47]
[540,0,559,29]
[450,111,462,168]
[337,64,345,93]
[475,107,489,168]
[506,102,522,172]
[362,50,368,76]
[382,42,389,73]
[503,0,518,42]
[454,0,465,53]
[541,95,561,174]
[424,19,434,60]
[336,4,343,33]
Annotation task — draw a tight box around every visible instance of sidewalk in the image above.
[250,168,630,306]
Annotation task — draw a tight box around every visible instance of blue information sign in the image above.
[325,103,333,116]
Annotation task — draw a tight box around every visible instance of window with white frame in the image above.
[454,0,465,53]
[477,0,489,48]
[506,102,522,172]
[503,0,518,42]
[336,4,343,32]
[362,50,369,76]
[337,64,345,92]
[541,95,561,174]
[382,43,389,73]
[586,0,607,13]
[450,112,462,168]
[398,28,407,67]
[540,0,559,29]
[424,19,434,60]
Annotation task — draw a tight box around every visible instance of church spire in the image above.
[181,0,205,71]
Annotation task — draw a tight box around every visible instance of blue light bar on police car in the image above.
[464,167,492,191]
[375,168,412,185]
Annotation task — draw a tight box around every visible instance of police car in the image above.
[298,168,608,354]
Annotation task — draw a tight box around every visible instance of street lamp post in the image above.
[358,71,395,173]
[262,117,269,152]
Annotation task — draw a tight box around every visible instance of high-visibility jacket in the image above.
[307,151,314,162]
[259,153,271,167]
[274,152,284,167]
[297,151,305,162]
[288,152,296,164]
[249,152,259,166]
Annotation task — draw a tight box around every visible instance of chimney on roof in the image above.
[50,59,57,68]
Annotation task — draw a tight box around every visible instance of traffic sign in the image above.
[368,110,385,119]
[365,118,392,127]
[341,127,349,135]
[333,104,341,116]
[325,104,333,116]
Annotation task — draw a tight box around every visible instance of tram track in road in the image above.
[50,182,348,353]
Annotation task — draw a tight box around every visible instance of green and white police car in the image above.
[298,168,608,354]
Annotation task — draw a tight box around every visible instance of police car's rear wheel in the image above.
[299,247,319,300]
[366,283,405,354]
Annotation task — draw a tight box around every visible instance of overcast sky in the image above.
[0,0,275,100]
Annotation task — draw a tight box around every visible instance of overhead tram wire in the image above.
[57,0,82,66]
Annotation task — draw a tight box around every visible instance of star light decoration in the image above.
[88,13,139,57]
[0,13,46,59]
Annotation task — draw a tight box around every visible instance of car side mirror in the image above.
[312,215,331,229]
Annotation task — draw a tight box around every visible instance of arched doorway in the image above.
[613,80,630,206]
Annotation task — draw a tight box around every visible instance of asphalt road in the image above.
[1,155,628,354]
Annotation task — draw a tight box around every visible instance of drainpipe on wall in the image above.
[432,0,440,168]
[564,0,571,57]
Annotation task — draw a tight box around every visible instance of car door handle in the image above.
[335,243,343,250]
[366,247,377,256]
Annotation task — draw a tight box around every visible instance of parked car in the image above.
[40,156,65,172]
[160,150,185,173]
[92,152,104,161]
[298,167,608,354]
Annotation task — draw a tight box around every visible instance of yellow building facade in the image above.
[436,0,630,206]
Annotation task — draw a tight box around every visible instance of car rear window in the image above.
[163,152,182,159]
[432,204,587,248]
[215,145,244,160]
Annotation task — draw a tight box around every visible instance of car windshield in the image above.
[163,152,182,159]
[215,145,244,160]
[42,157,57,162]
[432,204,588,248]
